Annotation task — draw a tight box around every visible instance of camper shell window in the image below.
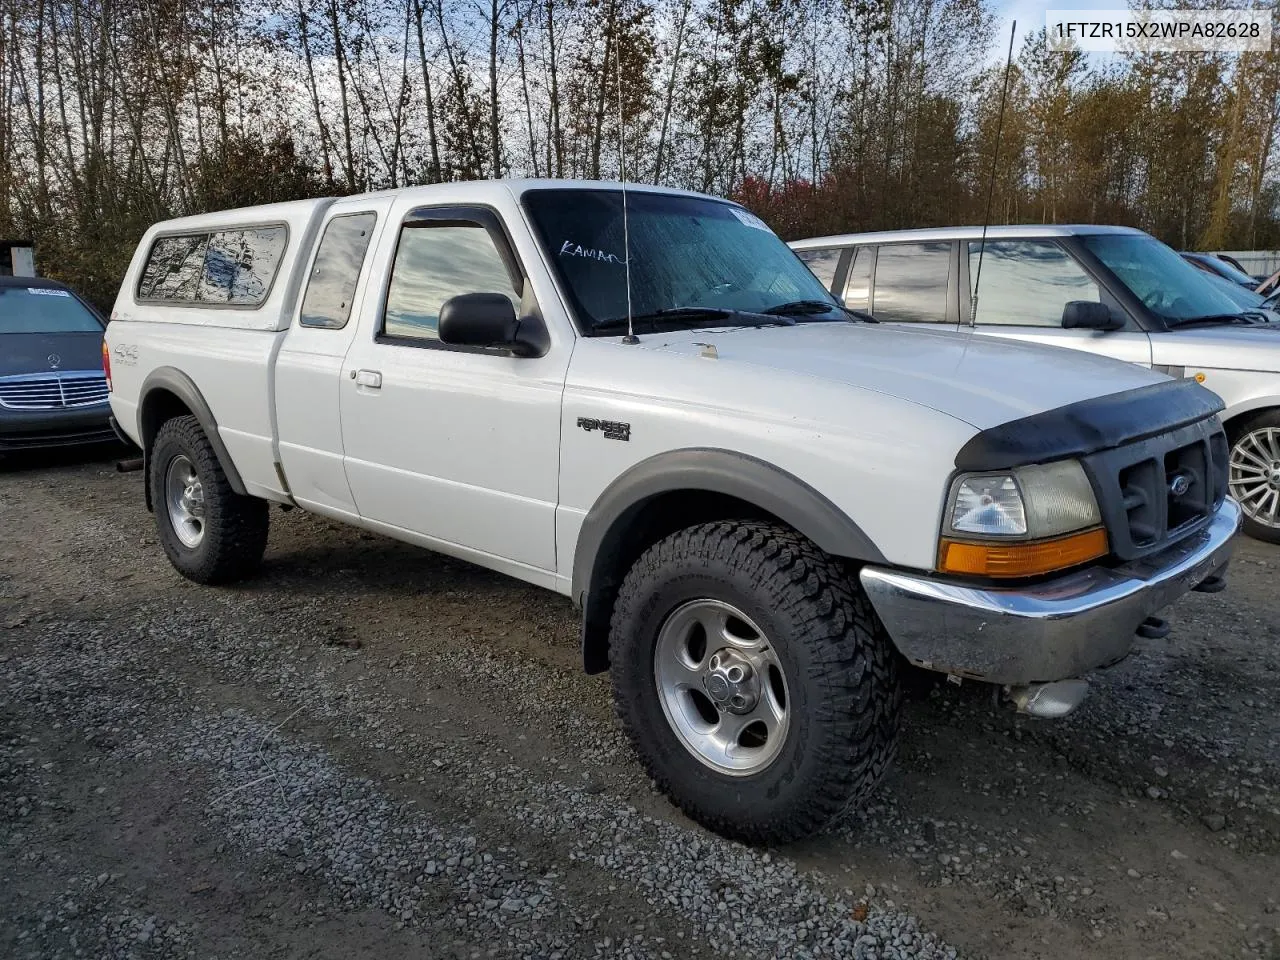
[136,224,288,307]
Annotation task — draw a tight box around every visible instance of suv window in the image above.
[138,226,287,306]
[383,222,520,342]
[968,240,1100,326]
[843,247,872,312]
[871,242,950,322]
[300,213,378,329]
[795,248,841,291]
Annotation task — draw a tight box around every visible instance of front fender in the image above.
[572,448,887,673]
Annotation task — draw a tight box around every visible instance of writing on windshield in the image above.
[522,189,836,333]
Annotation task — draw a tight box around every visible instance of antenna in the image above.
[970,19,1017,327]
[616,39,638,344]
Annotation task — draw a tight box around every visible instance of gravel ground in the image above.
[2,449,1278,959]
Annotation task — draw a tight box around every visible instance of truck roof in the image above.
[142,179,730,235]
[790,224,1149,249]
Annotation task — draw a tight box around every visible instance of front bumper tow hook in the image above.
[1136,615,1170,640]
[1192,574,1227,594]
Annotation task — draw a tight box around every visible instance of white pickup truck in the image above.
[105,179,1239,843]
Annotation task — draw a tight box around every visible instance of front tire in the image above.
[149,415,269,584]
[1228,411,1280,543]
[609,520,901,844]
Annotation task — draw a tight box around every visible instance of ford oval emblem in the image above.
[1169,474,1191,497]
[47,353,60,369]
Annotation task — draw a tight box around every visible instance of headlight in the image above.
[939,460,1107,577]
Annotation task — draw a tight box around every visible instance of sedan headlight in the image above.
[939,460,1107,578]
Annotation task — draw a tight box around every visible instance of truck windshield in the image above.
[521,188,843,334]
[1079,233,1244,326]
[0,286,103,333]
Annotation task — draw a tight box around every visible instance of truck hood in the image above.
[0,331,105,378]
[636,323,1168,430]
[1152,323,1280,372]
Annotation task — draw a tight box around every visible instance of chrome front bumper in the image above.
[859,498,1241,685]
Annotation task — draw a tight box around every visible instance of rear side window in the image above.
[137,225,287,306]
[300,213,378,329]
[382,222,520,342]
[795,248,841,291]
[872,242,950,322]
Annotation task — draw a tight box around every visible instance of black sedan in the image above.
[0,276,118,453]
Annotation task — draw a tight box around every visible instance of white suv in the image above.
[793,225,1280,542]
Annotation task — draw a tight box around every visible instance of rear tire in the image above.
[609,519,901,844]
[149,415,269,583]
[1228,410,1280,544]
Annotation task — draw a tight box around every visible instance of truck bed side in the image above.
[108,199,334,501]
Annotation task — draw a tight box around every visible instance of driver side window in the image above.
[383,223,520,342]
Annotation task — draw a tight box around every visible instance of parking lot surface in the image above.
[2,452,1277,959]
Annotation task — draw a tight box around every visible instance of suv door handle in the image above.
[352,369,382,388]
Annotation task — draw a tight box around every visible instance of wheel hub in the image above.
[703,648,759,714]
[652,598,790,776]
[165,454,206,548]
[181,480,205,517]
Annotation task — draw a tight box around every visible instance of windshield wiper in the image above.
[762,299,879,323]
[1171,313,1257,327]
[590,307,794,335]
[761,299,839,316]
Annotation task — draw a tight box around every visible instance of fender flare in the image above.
[1221,396,1280,434]
[572,448,887,672]
[138,367,248,508]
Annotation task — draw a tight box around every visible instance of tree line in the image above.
[2,0,1278,310]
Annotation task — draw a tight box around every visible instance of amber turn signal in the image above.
[938,527,1108,578]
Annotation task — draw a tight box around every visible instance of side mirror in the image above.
[1061,300,1123,331]
[439,292,519,348]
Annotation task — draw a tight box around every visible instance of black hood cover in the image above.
[954,378,1226,471]
[0,331,105,379]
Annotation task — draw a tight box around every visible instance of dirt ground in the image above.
[1,447,1277,960]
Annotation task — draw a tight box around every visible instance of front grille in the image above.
[0,371,109,410]
[1084,417,1228,561]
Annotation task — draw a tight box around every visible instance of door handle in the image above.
[352,369,382,389]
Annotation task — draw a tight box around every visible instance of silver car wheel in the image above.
[653,599,790,776]
[165,454,206,548]
[1229,427,1280,529]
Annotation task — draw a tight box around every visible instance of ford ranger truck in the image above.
[105,180,1240,844]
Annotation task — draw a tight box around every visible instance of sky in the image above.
[992,0,1126,60]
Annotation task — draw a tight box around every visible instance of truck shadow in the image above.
[0,443,130,475]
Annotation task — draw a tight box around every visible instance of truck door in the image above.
[276,197,396,518]
[964,239,1153,367]
[338,203,568,575]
